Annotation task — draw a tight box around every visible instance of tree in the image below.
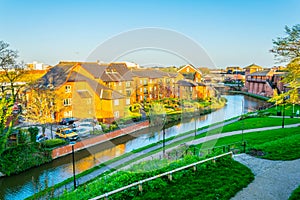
[0,41,28,101]
[25,85,59,136]
[282,58,300,104]
[0,96,14,156]
[269,25,300,105]
[270,24,300,63]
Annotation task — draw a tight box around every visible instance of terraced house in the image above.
[27,61,212,123]
[177,64,210,99]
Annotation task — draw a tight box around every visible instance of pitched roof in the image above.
[37,63,74,88]
[80,62,133,81]
[80,62,108,79]
[176,80,197,87]
[177,64,202,75]
[131,69,177,79]
[68,72,124,100]
[248,69,271,76]
[244,64,263,69]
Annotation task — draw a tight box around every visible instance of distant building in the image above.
[27,61,50,70]
[225,66,243,74]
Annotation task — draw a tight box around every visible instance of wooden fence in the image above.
[90,151,233,200]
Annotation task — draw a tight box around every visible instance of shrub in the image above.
[28,127,39,143]
[41,139,66,149]
[0,144,52,176]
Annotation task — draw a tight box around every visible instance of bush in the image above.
[41,139,66,149]
[0,144,52,176]
[28,127,39,143]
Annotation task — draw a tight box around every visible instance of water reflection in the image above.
[0,95,267,200]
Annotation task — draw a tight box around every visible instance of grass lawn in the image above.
[265,104,300,117]
[195,126,300,160]
[201,117,300,136]
[289,185,300,200]
[132,158,253,200]
[50,155,254,200]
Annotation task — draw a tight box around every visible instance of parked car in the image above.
[75,127,91,138]
[36,133,49,142]
[55,127,79,141]
[73,119,101,131]
[59,117,78,125]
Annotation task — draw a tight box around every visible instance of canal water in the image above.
[0,95,267,200]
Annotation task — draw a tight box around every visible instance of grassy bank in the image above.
[195,126,300,160]
[50,154,253,200]
[289,185,300,200]
[228,91,270,101]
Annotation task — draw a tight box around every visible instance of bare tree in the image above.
[0,41,28,101]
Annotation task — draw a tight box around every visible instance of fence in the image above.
[90,151,233,200]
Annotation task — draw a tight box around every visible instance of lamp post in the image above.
[162,124,166,156]
[70,142,77,189]
[241,99,244,141]
[194,106,197,137]
[282,95,289,128]
[292,103,295,118]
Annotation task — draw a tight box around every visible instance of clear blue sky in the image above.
[0,0,299,68]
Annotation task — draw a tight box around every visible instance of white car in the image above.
[73,121,102,133]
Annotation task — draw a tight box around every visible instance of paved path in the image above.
[232,154,300,200]
[50,121,300,198]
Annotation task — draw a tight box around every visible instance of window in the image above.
[140,88,143,93]
[140,79,143,84]
[63,98,72,106]
[140,95,143,101]
[187,68,190,73]
[126,90,131,97]
[114,99,119,106]
[126,98,130,105]
[64,111,72,117]
[119,82,122,86]
[65,85,71,93]
[126,81,131,87]
[114,111,119,118]
[86,98,92,104]
[149,79,152,83]
[144,79,147,85]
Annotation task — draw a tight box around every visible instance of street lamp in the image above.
[241,99,244,141]
[162,123,166,156]
[282,95,289,128]
[194,106,198,137]
[70,141,77,189]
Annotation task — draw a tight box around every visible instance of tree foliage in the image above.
[0,41,28,100]
[270,24,300,63]
[24,84,61,134]
[0,96,14,156]
[283,58,300,104]
[149,102,166,128]
[269,25,300,104]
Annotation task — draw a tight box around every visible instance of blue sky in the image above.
[0,0,299,68]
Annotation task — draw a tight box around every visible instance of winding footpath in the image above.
[232,154,300,200]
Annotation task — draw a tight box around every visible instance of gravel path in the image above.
[232,154,300,200]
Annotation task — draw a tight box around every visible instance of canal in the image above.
[0,95,267,200]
